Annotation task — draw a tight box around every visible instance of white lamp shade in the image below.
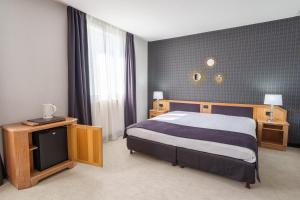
[264,94,283,106]
[153,91,163,100]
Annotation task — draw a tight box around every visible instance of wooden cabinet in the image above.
[2,118,103,189]
[149,109,168,118]
[257,120,289,151]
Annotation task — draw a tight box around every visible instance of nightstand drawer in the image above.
[261,129,284,145]
[263,124,283,130]
[149,109,168,118]
[149,113,157,118]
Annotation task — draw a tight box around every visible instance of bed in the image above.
[124,101,287,188]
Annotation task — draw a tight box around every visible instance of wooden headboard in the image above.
[153,99,288,122]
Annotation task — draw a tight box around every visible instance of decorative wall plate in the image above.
[214,74,224,84]
[206,57,216,67]
[190,69,205,85]
[193,72,202,82]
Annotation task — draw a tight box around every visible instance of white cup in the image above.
[42,104,57,119]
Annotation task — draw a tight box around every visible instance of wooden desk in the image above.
[2,118,103,189]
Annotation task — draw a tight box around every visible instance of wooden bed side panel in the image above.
[255,106,287,122]
[152,99,287,122]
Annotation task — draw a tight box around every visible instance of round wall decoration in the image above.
[193,73,202,82]
[214,74,224,84]
[206,57,216,67]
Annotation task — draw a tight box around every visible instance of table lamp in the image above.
[264,94,283,122]
[153,91,163,111]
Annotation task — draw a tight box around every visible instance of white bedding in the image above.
[127,111,257,163]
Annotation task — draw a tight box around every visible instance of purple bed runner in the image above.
[124,120,260,181]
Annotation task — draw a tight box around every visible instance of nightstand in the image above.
[149,109,168,118]
[257,120,289,151]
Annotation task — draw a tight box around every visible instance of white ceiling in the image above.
[55,0,300,41]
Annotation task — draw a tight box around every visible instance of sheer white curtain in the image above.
[87,16,126,141]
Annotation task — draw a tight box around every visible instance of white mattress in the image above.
[127,111,257,163]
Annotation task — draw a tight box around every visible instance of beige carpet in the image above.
[1,139,300,200]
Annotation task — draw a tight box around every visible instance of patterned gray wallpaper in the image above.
[148,16,300,145]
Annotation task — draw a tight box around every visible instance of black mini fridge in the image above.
[33,126,68,171]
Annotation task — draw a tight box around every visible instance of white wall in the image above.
[0,0,148,159]
[0,0,68,157]
[134,36,148,122]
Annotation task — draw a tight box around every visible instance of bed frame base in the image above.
[127,136,256,188]
[127,135,177,164]
[246,182,251,189]
[177,147,256,184]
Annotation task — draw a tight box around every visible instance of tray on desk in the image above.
[23,117,65,126]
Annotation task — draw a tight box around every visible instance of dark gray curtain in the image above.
[67,6,92,125]
[124,33,137,127]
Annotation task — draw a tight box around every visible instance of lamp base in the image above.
[156,100,160,111]
[269,105,274,122]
